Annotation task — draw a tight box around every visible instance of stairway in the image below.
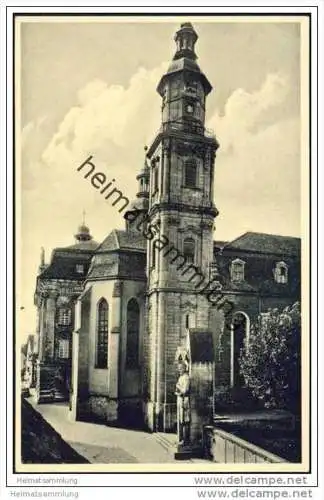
[34,387,69,404]
[155,432,178,455]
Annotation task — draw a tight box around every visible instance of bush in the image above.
[239,302,301,413]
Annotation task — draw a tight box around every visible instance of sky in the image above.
[18,17,304,341]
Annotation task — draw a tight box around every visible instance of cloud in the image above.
[20,67,301,338]
[207,73,300,239]
[208,73,290,153]
[41,62,169,171]
[22,68,300,245]
[21,61,170,240]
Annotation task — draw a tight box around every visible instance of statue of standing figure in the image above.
[175,360,191,446]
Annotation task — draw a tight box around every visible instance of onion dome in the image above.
[75,223,93,242]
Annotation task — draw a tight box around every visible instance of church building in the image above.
[33,23,300,432]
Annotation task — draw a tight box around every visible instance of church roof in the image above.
[65,240,99,251]
[38,245,95,280]
[214,240,228,250]
[222,232,300,257]
[157,57,212,95]
[96,229,146,253]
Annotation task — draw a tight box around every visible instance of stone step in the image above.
[155,433,177,454]
[34,388,69,404]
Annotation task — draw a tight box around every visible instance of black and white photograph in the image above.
[11,12,312,474]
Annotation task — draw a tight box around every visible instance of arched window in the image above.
[126,299,140,369]
[96,299,108,369]
[230,259,245,282]
[231,312,250,387]
[185,314,190,329]
[184,159,197,188]
[183,238,195,264]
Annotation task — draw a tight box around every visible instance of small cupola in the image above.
[74,212,93,242]
[38,247,47,274]
[136,145,150,199]
[173,22,198,61]
[124,147,150,232]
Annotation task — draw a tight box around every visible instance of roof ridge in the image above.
[244,231,300,240]
[222,231,250,250]
[224,231,300,249]
[113,229,120,249]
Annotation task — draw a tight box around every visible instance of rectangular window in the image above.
[58,308,71,326]
[184,160,197,188]
[231,261,245,282]
[58,339,69,359]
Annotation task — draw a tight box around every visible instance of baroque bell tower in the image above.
[144,23,219,431]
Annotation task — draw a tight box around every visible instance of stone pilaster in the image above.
[38,293,48,362]
[108,281,122,420]
[162,139,171,202]
[155,292,166,430]
[45,291,58,360]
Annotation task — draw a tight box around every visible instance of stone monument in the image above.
[175,359,191,447]
[174,329,215,459]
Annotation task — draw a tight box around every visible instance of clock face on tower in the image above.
[186,104,194,114]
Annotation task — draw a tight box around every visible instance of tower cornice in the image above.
[148,202,218,219]
[146,126,219,159]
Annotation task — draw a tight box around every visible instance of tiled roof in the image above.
[39,252,93,280]
[86,262,119,280]
[223,232,300,256]
[65,240,99,251]
[214,241,228,249]
[214,250,300,297]
[96,230,146,253]
[87,251,147,281]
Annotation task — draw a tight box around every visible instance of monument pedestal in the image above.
[174,329,215,461]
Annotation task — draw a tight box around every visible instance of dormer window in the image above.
[274,261,288,284]
[230,259,245,282]
[76,264,84,274]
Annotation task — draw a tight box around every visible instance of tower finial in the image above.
[173,22,198,61]
[75,212,93,242]
[38,246,46,274]
[40,247,45,266]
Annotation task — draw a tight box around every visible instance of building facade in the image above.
[32,23,301,432]
[34,226,98,402]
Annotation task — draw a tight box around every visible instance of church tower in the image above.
[145,23,219,431]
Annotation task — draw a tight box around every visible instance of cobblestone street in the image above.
[29,400,207,464]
